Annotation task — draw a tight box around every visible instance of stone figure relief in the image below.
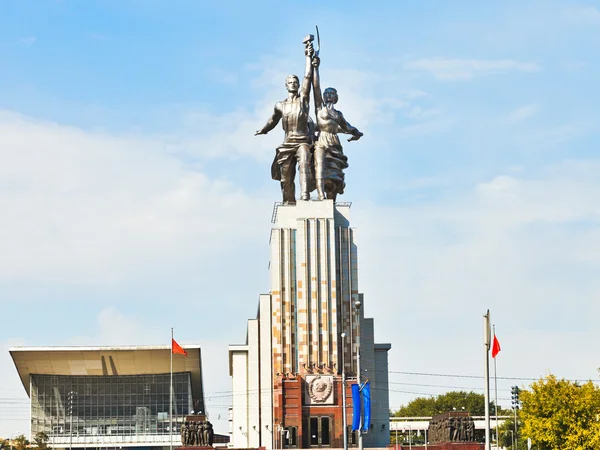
[428,414,476,443]
[181,422,188,445]
[180,420,214,447]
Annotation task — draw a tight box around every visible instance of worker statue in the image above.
[255,36,316,204]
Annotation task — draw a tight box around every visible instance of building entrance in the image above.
[308,416,331,447]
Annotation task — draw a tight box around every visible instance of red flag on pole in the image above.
[491,334,501,358]
[172,338,187,356]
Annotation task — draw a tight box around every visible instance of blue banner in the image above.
[362,381,371,432]
[351,383,361,431]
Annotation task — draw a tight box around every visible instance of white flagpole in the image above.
[170,327,174,450]
[493,325,499,450]
[483,310,491,450]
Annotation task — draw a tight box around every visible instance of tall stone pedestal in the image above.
[229,200,391,449]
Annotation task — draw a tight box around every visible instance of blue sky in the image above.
[2,0,600,437]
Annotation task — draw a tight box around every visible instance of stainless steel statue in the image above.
[311,55,362,201]
[255,36,316,204]
[255,30,362,203]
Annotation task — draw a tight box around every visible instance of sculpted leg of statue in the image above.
[314,145,326,200]
[279,157,297,204]
[297,143,312,201]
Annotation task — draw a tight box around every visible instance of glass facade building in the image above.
[31,373,192,438]
[11,346,204,449]
[31,373,192,441]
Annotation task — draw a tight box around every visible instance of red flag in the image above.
[172,338,187,356]
[491,334,501,358]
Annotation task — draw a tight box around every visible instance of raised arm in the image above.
[299,44,314,102]
[312,56,324,114]
[255,103,282,135]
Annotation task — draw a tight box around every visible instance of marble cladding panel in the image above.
[259,294,273,439]
[308,218,319,366]
[271,204,360,378]
[296,220,308,370]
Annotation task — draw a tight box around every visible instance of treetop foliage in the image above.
[520,374,600,450]
[392,390,499,417]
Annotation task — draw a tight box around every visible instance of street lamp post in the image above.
[354,300,363,450]
[341,333,348,450]
[511,386,521,447]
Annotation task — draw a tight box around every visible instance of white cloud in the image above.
[508,103,539,121]
[208,67,238,85]
[396,117,454,137]
[407,106,442,120]
[0,111,269,285]
[405,58,541,81]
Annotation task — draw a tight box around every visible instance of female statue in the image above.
[311,56,363,201]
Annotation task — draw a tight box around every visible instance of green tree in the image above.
[393,396,437,416]
[0,438,11,450]
[498,416,527,450]
[520,374,600,450]
[13,435,29,450]
[33,432,50,450]
[393,391,501,417]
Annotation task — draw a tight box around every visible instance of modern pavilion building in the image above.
[10,345,204,450]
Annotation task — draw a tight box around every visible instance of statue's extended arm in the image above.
[300,44,313,103]
[312,56,323,115]
[255,104,282,135]
[338,112,363,141]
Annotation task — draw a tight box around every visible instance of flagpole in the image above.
[493,326,499,450]
[483,310,491,450]
[170,327,173,450]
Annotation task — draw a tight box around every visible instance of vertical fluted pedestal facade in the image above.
[270,200,359,379]
[229,201,391,449]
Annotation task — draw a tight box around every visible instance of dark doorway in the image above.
[308,416,331,447]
